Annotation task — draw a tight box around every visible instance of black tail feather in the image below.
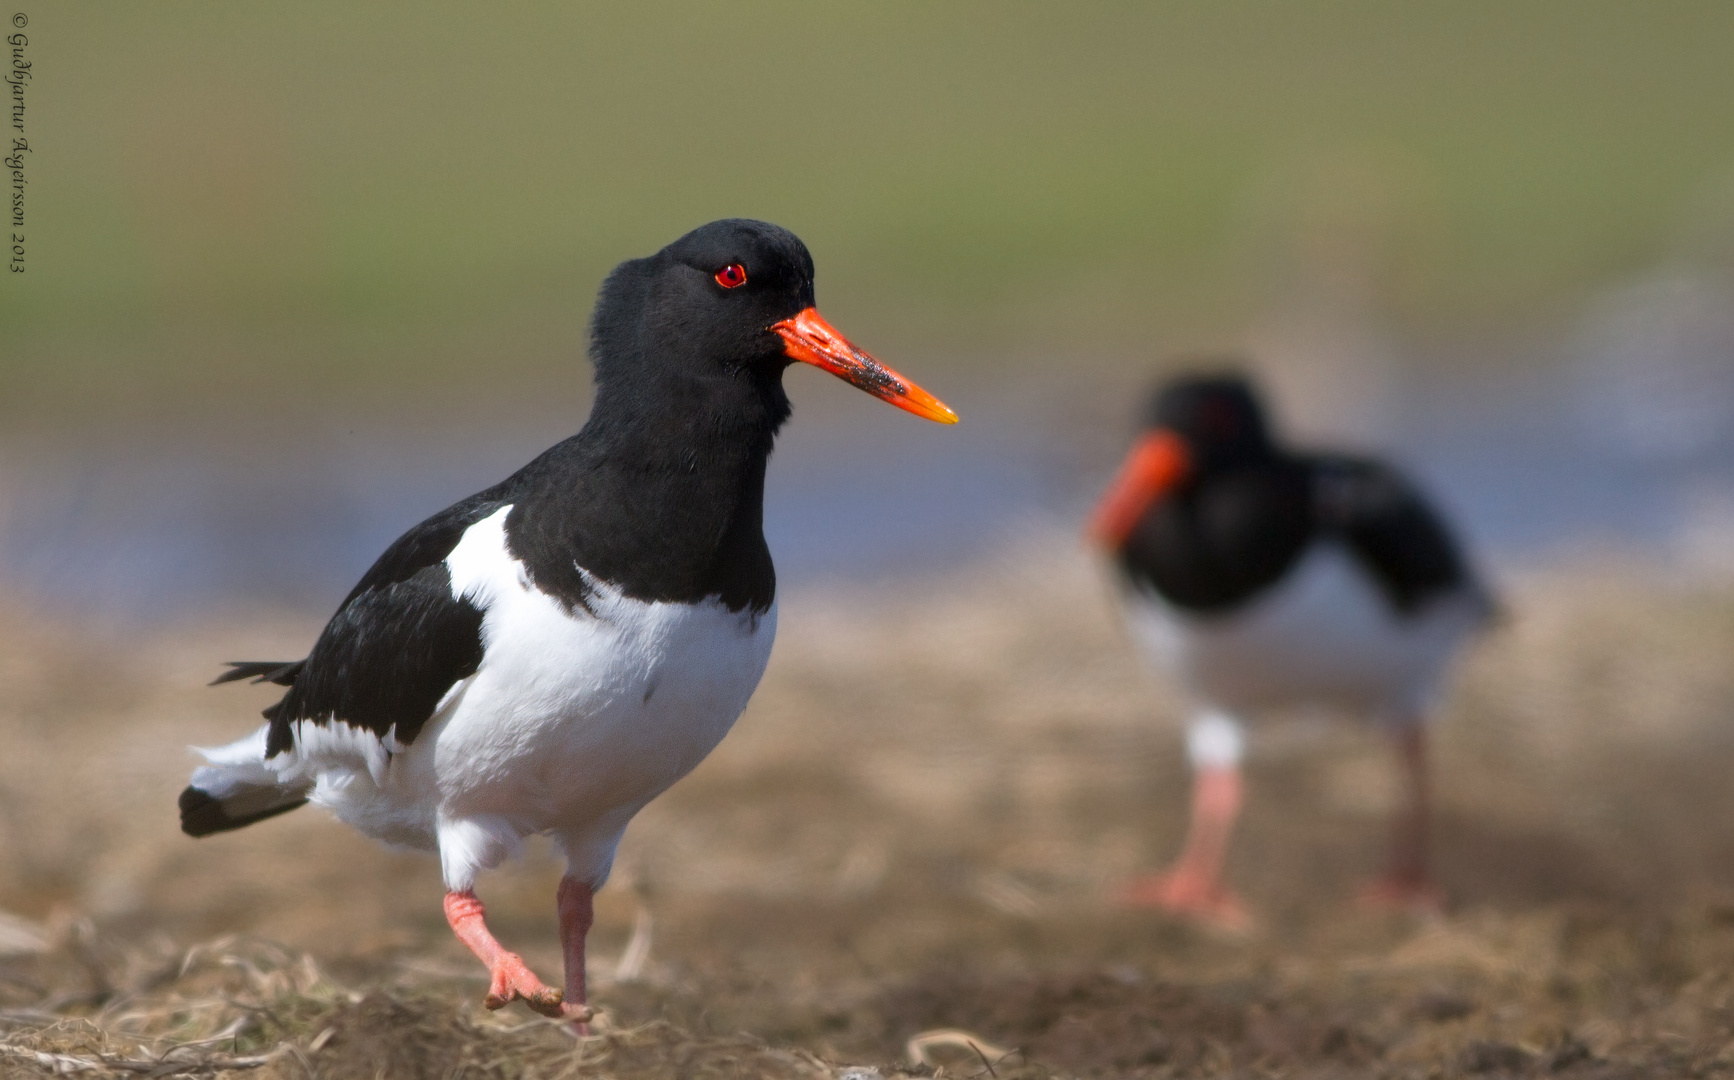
[178,785,309,837]
[210,660,305,687]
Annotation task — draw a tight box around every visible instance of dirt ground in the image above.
[8,536,1734,1078]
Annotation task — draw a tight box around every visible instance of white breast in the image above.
[311,505,777,891]
[1121,542,1481,721]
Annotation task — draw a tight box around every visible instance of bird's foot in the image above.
[1357,874,1446,916]
[562,1000,596,1032]
[1118,869,1252,932]
[482,954,566,1018]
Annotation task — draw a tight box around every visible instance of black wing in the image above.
[1309,454,1487,615]
[218,490,511,759]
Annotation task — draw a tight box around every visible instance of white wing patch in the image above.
[444,504,517,607]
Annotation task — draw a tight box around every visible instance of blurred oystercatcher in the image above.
[1089,371,1491,927]
[179,219,956,1024]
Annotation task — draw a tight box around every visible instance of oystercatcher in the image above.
[1089,371,1491,927]
[179,219,957,1024]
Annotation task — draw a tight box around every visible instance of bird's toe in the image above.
[483,955,564,1015]
[561,1001,595,1023]
[1118,871,1253,932]
[1356,875,1447,916]
[522,988,567,1019]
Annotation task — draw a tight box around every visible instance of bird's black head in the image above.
[1088,367,1276,546]
[1146,370,1275,469]
[592,219,814,379]
[588,219,955,426]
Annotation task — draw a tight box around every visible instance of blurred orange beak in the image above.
[771,308,959,424]
[1088,430,1192,547]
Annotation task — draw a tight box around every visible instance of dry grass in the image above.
[7,536,1734,1077]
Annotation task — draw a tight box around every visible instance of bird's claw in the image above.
[1118,870,1253,932]
[485,985,565,1017]
[561,1002,595,1024]
[1357,874,1447,916]
[483,956,566,1017]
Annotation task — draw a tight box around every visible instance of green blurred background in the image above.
[8,1,1734,415]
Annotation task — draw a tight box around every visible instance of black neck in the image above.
[1118,453,1314,613]
[502,365,789,613]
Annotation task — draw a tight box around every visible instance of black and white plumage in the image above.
[1091,371,1491,923]
[179,219,956,1021]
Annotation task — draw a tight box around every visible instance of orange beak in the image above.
[1087,430,1192,547]
[771,307,959,424]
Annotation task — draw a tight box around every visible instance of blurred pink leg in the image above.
[557,876,596,1029]
[1120,765,1250,928]
[1358,725,1445,912]
[443,890,565,1017]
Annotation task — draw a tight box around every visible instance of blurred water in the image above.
[4,351,1734,622]
[0,381,1071,620]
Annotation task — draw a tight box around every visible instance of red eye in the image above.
[714,263,748,289]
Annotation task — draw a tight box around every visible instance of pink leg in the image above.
[1358,725,1446,912]
[1120,765,1251,929]
[443,890,566,1018]
[556,877,596,1028]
